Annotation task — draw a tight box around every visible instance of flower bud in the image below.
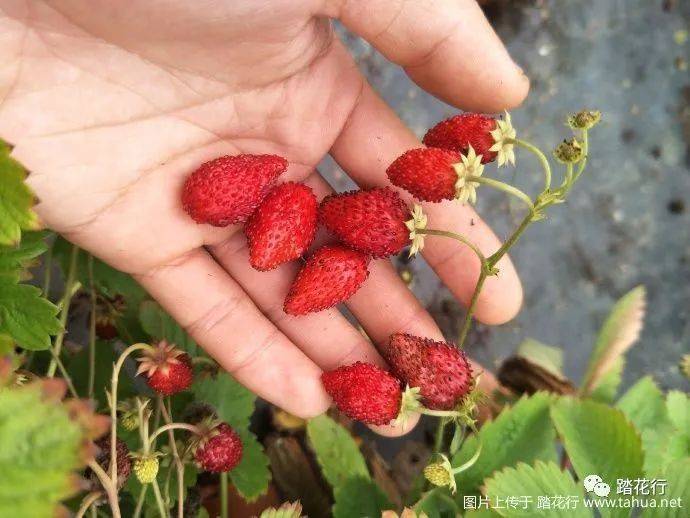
[554,139,584,164]
[568,110,601,130]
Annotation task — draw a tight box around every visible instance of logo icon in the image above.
[584,474,610,497]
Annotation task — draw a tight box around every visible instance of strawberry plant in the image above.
[0,109,688,518]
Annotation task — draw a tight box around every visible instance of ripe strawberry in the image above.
[385,333,473,410]
[88,436,132,490]
[283,245,370,315]
[194,423,243,473]
[182,154,287,226]
[423,113,498,164]
[136,341,193,396]
[386,148,463,202]
[94,294,126,340]
[320,187,410,258]
[322,362,402,425]
[245,182,318,271]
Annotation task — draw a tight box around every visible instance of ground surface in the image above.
[324,0,690,395]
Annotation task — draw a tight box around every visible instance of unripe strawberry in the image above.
[193,423,243,473]
[245,182,318,271]
[136,341,193,396]
[133,455,159,484]
[423,113,498,163]
[182,154,287,226]
[284,245,370,315]
[385,333,473,410]
[319,188,410,258]
[321,362,402,425]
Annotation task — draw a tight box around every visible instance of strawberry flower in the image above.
[489,112,517,167]
[405,204,428,257]
[451,145,484,204]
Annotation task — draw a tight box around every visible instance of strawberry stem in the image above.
[148,422,202,450]
[159,397,186,518]
[87,459,121,518]
[510,138,553,190]
[220,471,230,518]
[468,176,534,211]
[416,229,489,269]
[88,255,97,399]
[152,479,168,518]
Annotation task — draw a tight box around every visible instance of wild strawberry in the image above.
[182,154,287,226]
[88,436,132,490]
[321,362,402,425]
[193,423,243,473]
[283,245,369,315]
[319,187,410,258]
[423,113,498,163]
[133,454,160,484]
[136,341,193,396]
[245,182,318,271]
[94,294,126,340]
[385,333,473,410]
[386,148,463,202]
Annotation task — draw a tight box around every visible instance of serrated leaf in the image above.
[452,393,557,496]
[616,377,669,432]
[588,357,624,403]
[665,391,689,434]
[484,461,590,517]
[581,287,646,396]
[0,231,48,280]
[413,488,459,518]
[0,383,89,516]
[642,459,690,518]
[229,429,271,501]
[0,140,40,246]
[306,415,369,490]
[516,339,564,378]
[0,278,61,350]
[192,372,255,429]
[139,300,199,355]
[332,477,391,518]
[551,397,643,518]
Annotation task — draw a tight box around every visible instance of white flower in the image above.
[489,111,517,167]
[452,145,484,204]
[405,204,427,257]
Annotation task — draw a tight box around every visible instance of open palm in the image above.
[0,0,528,434]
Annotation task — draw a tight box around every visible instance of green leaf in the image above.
[588,357,624,403]
[642,459,690,518]
[581,286,645,396]
[413,488,460,518]
[192,372,256,429]
[139,300,199,355]
[616,377,669,432]
[516,339,564,378]
[0,383,90,516]
[665,391,689,434]
[0,231,48,280]
[0,140,40,246]
[0,277,61,350]
[230,429,271,501]
[551,397,644,517]
[452,393,557,496]
[332,477,391,518]
[306,415,369,490]
[484,461,590,517]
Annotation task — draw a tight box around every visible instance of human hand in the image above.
[0,0,527,434]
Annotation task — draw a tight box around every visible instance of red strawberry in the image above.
[194,423,243,473]
[423,113,498,164]
[182,154,287,226]
[284,245,369,315]
[320,188,410,258]
[322,362,402,425]
[136,341,194,396]
[385,333,473,410]
[88,436,132,490]
[386,148,462,202]
[245,182,318,271]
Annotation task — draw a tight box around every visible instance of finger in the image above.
[133,248,330,418]
[207,173,419,436]
[324,0,528,112]
[331,81,523,325]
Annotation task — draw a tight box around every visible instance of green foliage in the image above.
[332,477,391,518]
[642,459,690,518]
[306,415,370,490]
[139,300,199,355]
[588,358,624,403]
[551,397,643,518]
[516,339,564,378]
[0,231,48,280]
[581,286,645,397]
[616,376,669,432]
[483,461,590,518]
[413,488,459,518]
[452,393,557,496]
[0,140,40,246]
[0,383,88,516]
[665,391,689,433]
[192,371,270,501]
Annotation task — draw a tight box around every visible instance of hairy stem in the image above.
[133,486,149,518]
[148,423,201,450]
[416,229,487,267]
[87,459,121,518]
[512,138,552,190]
[47,244,79,377]
[76,491,102,518]
[469,176,534,211]
[48,348,79,398]
[457,271,488,348]
[220,472,229,518]
[152,479,169,518]
[159,398,186,518]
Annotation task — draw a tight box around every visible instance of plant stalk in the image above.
[220,471,229,518]
[88,255,96,399]
[47,244,79,377]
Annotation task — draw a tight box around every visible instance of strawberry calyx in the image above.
[135,341,187,378]
[404,205,428,257]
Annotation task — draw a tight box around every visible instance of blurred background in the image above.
[321,0,690,397]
